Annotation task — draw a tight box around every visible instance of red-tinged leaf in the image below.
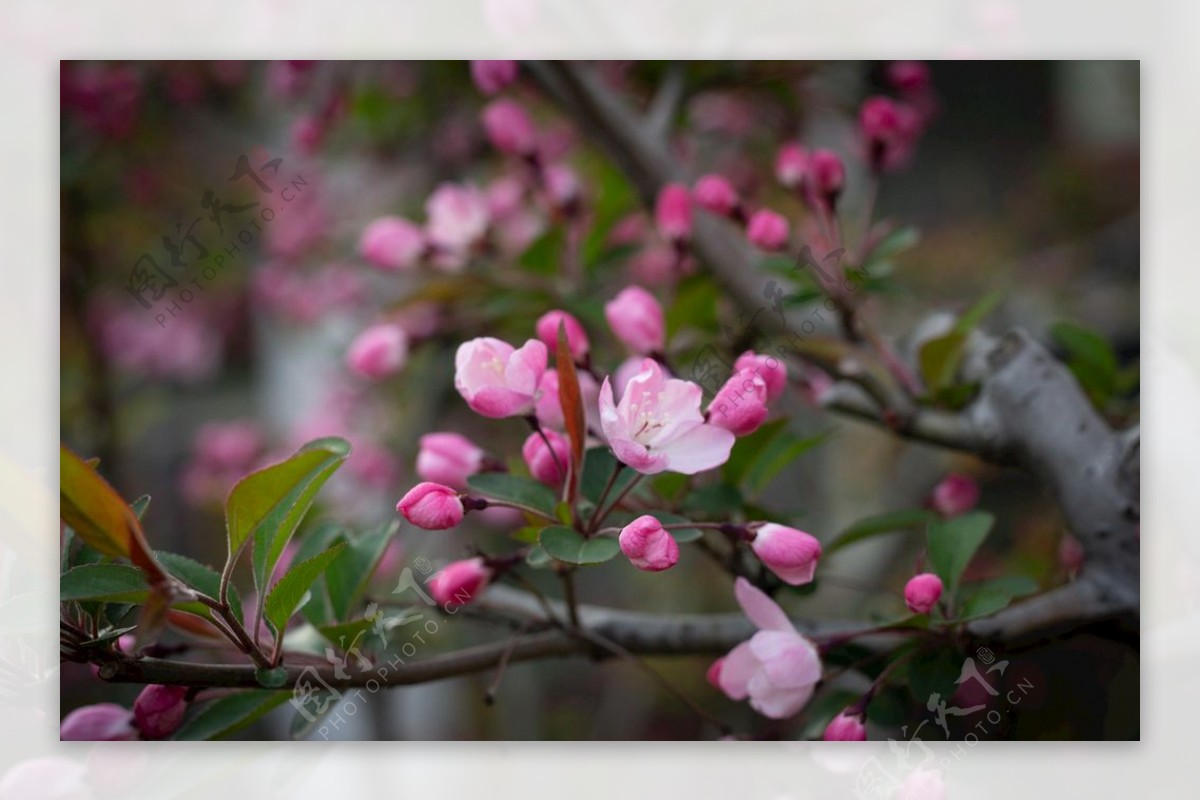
[60,444,166,585]
[556,322,586,502]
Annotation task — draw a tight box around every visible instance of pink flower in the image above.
[860,96,903,146]
[734,351,788,403]
[416,432,485,490]
[397,482,465,530]
[133,685,188,739]
[470,60,518,95]
[428,557,492,606]
[713,577,822,719]
[809,149,845,202]
[654,183,692,242]
[693,174,739,217]
[612,356,649,400]
[859,96,919,171]
[599,358,735,475]
[482,98,537,156]
[751,524,821,585]
[746,209,790,251]
[928,473,980,517]
[542,163,581,210]
[486,175,526,219]
[823,710,868,741]
[346,323,409,380]
[454,337,548,418]
[425,182,490,256]
[604,285,665,354]
[706,657,725,689]
[359,216,425,272]
[707,369,770,437]
[522,430,570,486]
[535,309,590,361]
[775,142,809,188]
[618,515,680,571]
[194,420,263,470]
[904,572,944,614]
[534,369,599,432]
[60,703,137,741]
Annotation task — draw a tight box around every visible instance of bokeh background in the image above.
[59,60,1139,740]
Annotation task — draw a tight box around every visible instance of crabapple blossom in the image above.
[397,482,465,530]
[454,337,548,418]
[599,358,735,475]
[604,286,665,354]
[904,572,944,614]
[712,577,822,719]
[535,309,590,361]
[823,710,868,741]
[542,163,582,211]
[416,432,485,489]
[746,209,790,251]
[928,473,980,517]
[60,704,137,741]
[425,182,490,256]
[618,515,680,572]
[470,60,518,95]
[482,98,537,156]
[751,523,822,585]
[775,142,809,188]
[692,174,739,217]
[707,369,770,437]
[428,558,492,606]
[359,216,425,272]
[734,351,788,403]
[133,685,188,739]
[655,183,693,242]
[346,323,409,380]
[809,149,845,202]
[522,429,570,486]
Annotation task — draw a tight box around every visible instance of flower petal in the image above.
[749,630,822,689]
[733,576,794,632]
[716,641,758,700]
[747,672,815,719]
[657,422,735,474]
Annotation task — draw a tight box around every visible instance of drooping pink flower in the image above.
[823,710,868,741]
[454,337,548,418]
[470,60,519,95]
[397,482,465,530]
[359,216,425,272]
[734,351,788,403]
[416,432,485,490]
[928,473,980,517]
[707,369,770,437]
[655,183,693,242]
[60,704,137,741]
[428,558,492,606]
[604,286,665,354]
[693,174,739,217]
[346,323,409,380]
[425,182,490,256]
[775,142,809,189]
[522,430,571,486]
[599,358,735,475]
[904,572,944,614]
[535,309,590,361]
[713,577,822,719]
[618,515,680,572]
[133,685,187,740]
[482,98,537,156]
[809,149,845,203]
[751,524,821,585]
[746,209,790,251]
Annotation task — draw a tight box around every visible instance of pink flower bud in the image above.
[455,337,548,418]
[396,482,465,530]
[928,473,980,517]
[746,209,790,251]
[693,174,739,217]
[618,515,680,571]
[416,432,485,490]
[734,351,788,403]
[751,523,821,585]
[706,657,725,689]
[823,710,868,741]
[535,309,590,361]
[522,430,570,486]
[133,685,188,739]
[860,96,903,145]
[775,142,809,188]
[707,369,770,437]
[886,61,931,94]
[482,98,537,156]
[470,60,518,95]
[654,183,692,242]
[346,323,409,380]
[60,703,137,741]
[604,285,665,354]
[428,557,492,606]
[359,216,425,272]
[809,149,845,201]
[904,572,944,614]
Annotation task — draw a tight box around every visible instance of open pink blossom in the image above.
[396,482,465,530]
[618,515,680,571]
[428,557,492,606]
[734,351,788,403]
[482,98,537,156]
[425,182,490,256]
[707,369,769,437]
[604,286,665,354]
[599,358,735,475]
[751,523,821,585]
[470,60,518,95]
[535,309,590,361]
[928,473,980,517]
[904,572,944,614]
[454,337,548,418]
[359,216,425,272]
[712,577,822,719]
[346,323,409,380]
[522,429,570,486]
[416,432,485,489]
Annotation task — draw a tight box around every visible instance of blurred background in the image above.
[59,60,1139,740]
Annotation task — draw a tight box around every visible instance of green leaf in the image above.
[918,331,967,394]
[580,447,638,507]
[264,543,348,635]
[60,563,147,603]
[1051,321,1119,405]
[724,420,788,486]
[666,276,721,338]
[952,291,1004,336]
[539,526,621,565]
[681,483,743,517]
[956,575,1039,620]
[826,509,936,555]
[926,512,994,593]
[864,226,919,268]
[741,429,833,495]
[323,521,397,622]
[156,551,244,625]
[467,473,557,518]
[172,690,291,741]
[525,544,553,568]
[905,647,966,707]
